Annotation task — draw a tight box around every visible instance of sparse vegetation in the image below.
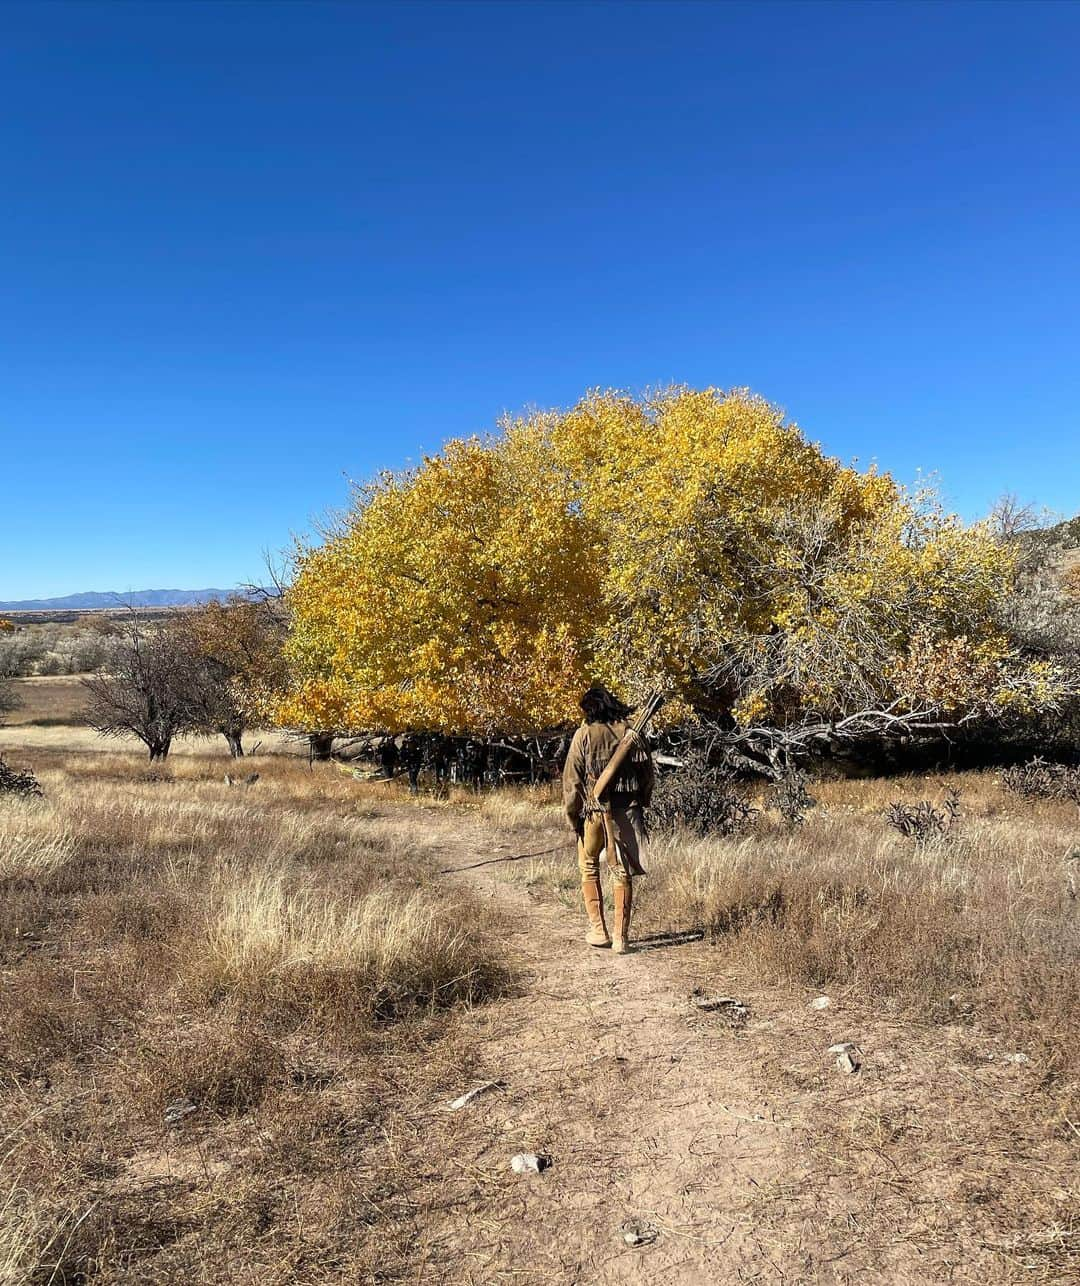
[0,748,512,1281]
[514,771,1080,1124]
[884,786,962,844]
[648,747,757,836]
[3,672,1079,1282]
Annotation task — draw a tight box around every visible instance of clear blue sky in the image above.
[3,0,1078,599]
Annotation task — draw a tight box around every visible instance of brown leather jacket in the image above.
[562,720,655,829]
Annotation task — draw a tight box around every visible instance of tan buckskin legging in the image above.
[577,807,638,888]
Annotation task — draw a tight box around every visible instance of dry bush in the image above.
[1003,756,1080,809]
[765,763,817,828]
[884,786,962,845]
[0,755,42,799]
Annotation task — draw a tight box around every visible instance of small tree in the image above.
[177,597,287,757]
[82,611,201,761]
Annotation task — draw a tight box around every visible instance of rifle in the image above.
[590,690,665,879]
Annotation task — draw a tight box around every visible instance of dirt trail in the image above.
[417,829,852,1284]
[412,820,1073,1285]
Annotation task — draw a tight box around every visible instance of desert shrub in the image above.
[649,748,757,836]
[1002,756,1080,806]
[884,788,961,845]
[0,635,45,678]
[0,756,42,799]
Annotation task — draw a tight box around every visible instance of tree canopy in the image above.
[278,388,1067,737]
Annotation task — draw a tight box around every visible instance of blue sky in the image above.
[2,0,1078,599]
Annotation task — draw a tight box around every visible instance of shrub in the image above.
[767,764,817,828]
[884,788,961,845]
[649,748,757,836]
[0,756,42,800]
[1002,756,1080,807]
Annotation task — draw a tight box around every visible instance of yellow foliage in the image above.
[279,387,1039,734]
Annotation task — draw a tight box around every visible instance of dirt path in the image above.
[407,821,1073,1285]
[414,829,857,1283]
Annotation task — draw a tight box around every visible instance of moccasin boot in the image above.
[611,881,633,954]
[581,877,611,948]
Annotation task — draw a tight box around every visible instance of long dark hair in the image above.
[580,683,632,724]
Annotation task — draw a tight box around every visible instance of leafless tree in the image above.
[82,610,202,760]
[988,493,1046,542]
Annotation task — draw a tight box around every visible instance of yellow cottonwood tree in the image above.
[280,425,601,733]
[279,388,1061,735]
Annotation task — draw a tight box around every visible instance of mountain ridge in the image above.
[0,588,237,612]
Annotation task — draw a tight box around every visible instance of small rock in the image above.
[619,1219,659,1247]
[164,1098,198,1126]
[510,1152,552,1175]
[809,996,831,1011]
[1002,1052,1030,1065]
[828,1042,862,1074]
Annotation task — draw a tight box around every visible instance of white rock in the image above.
[510,1152,551,1174]
[809,996,831,1010]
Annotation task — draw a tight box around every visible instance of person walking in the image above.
[562,684,654,954]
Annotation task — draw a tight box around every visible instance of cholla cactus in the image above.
[1002,757,1080,808]
[0,755,42,799]
[884,788,961,846]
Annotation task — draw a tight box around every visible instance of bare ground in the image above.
[400,816,1077,1284]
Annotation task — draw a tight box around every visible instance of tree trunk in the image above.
[309,732,334,762]
[224,729,245,758]
[148,739,171,762]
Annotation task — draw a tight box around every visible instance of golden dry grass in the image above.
[2,676,90,727]
[0,747,513,1283]
[3,742,1078,1282]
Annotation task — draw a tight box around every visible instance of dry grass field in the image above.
[510,773,1080,1119]
[2,711,1078,1282]
[1,748,514,1283]
[2,678,91,727]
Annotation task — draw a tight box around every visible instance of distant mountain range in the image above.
[0,588,237,612]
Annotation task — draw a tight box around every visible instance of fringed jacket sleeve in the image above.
[562,724,589,828]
